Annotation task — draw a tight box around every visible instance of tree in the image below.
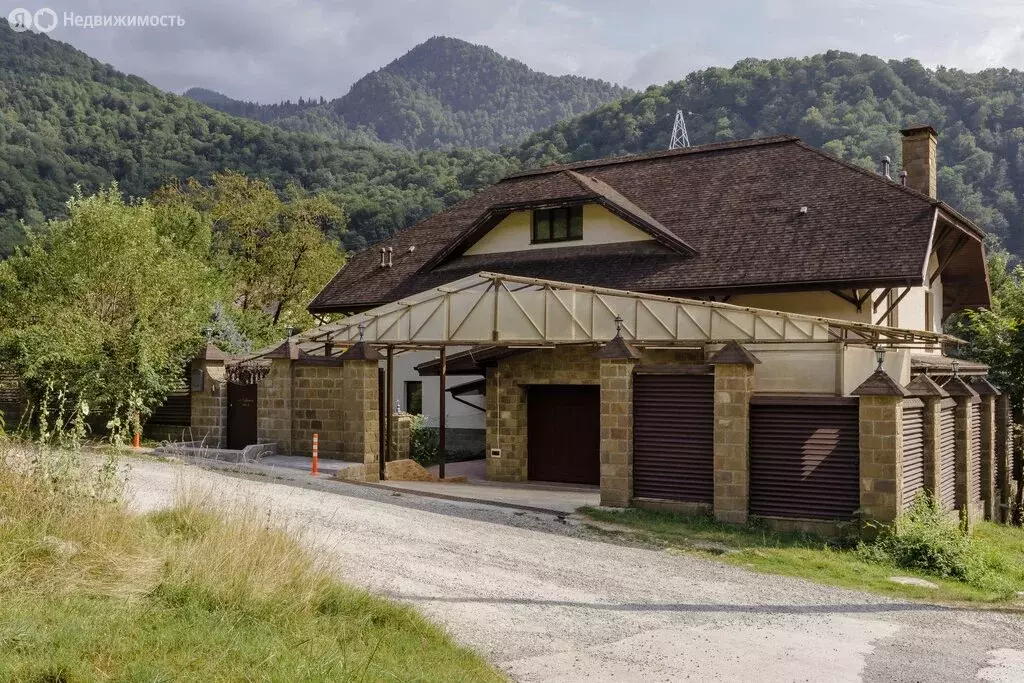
[155,172,346,348]
[949,252,1024,414]
[0,186,218,442]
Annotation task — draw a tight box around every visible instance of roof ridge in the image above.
[505,135,799,180]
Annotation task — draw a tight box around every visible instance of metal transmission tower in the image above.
[669,109,690,149]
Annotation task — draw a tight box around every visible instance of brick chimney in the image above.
[900,125,938,198]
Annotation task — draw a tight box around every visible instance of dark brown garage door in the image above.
[632,371,715,503]
[939,400,957,510]
[902,399,926,510]
[971,404,983,505]
[527,385,600,485]
[749,398,860,520]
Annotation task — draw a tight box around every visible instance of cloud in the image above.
[23,0,1024,103]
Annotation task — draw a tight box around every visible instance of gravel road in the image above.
[125,457,1024,682]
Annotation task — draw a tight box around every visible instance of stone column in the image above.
[709,342,759,525]
[189,344,229,448]
[595,336,642,507]
[339,342,382,482]
[906,374,949,500]
[257,358,294,454]
[971,378,1000,521]
[853,369,909,528]
[943,376,980,525]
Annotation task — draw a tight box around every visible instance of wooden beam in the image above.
[930,234,968,286]
[872,288,892,312]
[830,289,860,308]
[438,348,447,480]
[875,287,911,325]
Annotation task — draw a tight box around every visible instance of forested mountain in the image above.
[0,23,511,256]
[186,36,632,150]
[516,52,1024,255]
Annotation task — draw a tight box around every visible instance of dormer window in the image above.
[532,206,583,244]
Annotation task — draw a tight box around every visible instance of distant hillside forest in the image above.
[516,52,1024,256]
[3,26,1024,262]
[185,36,632,151]
[0,25,511,256]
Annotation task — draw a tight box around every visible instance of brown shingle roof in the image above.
[310,135,989,313]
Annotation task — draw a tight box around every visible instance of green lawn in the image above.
[580,506,1024,606]
[0,444,502,682]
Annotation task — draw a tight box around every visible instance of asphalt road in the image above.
[125,457,1024,682]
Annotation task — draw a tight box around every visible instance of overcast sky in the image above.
[28,0,1024,102]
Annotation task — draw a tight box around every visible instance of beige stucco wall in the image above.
[729,291,870,323]
[745,342,840,394]
[842,346,912,395]
[390,349,484,430]
[464,204,652,255]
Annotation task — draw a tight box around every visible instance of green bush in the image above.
[857,493,984,583]
[409,415,439,466]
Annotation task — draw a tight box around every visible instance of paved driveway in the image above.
[125,458,1024,682]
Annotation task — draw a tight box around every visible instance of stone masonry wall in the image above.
[190,360,226,448]
[292,363,345,459]
[257,359,293,454]
[713,363,755,524]
[599,359,637,507]
[859,395,904,526]
[341,359,380,481]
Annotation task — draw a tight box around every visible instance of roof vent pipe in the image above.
[379,247,386,268]
[880,156,892,180]
[899,170,908,187]
[387,246,394,268]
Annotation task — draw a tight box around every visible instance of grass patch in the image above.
[0,442,501,682]
[580,505,1024,605]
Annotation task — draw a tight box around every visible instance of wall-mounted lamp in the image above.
[613,314,623,337]
[875,346,886,372]
[358,321,366,342]
[951,359,960,379]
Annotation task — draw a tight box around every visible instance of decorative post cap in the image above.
[593,335,642,360]
[264,339,304,360]
[852,369,909,397]
[195,343,230,363]
[942,375,979,399]
[708,341,760,365]
[905,373,949,398]
[969,376,1001,396]
[337,341,383,362]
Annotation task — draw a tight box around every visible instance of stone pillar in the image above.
[338,342,382,481]
[257,358,294,454]
[853,369,909,528]
[996,394,1014,523]
[598,358,637,507]
[709,342,759,524]
[906,374,949,499]
[944,376,980,525]
[971,378,1000,521]
[595,336,642,507]
[189,346,228,448]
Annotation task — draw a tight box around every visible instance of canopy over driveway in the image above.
[301,272,957,350]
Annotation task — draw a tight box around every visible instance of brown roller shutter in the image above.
[632,372,714,503]
[149,390,191,426]
[939,401,957,510]
[902,402,926,510]
[749,399,860,520]
[971,407,983,504]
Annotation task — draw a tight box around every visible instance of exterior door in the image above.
[226,382,258,450]
[527,385,600,485]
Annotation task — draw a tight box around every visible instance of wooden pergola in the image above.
[295,272,958,481]
[303,271,959,349]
